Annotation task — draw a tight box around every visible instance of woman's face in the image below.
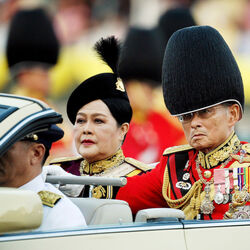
[73,99,128,163]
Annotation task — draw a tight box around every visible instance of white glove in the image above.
[42,165,70,181]
[42,165,84,197]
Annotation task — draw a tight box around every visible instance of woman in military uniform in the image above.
[49,37,151,199]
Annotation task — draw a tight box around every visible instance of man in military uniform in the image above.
[116,26,250,220]
[0,95,86,230]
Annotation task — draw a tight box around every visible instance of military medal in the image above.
[204,170,212,178]
[223,169,230,204]
[182,173,190,181]
[214,184,224,204]
[223,194,230,204]
[200,184,215,214]
[232,185,248,204]
[238,167,243,190]
[196,159,215,215]
[225,167,250,219]
[245,167,250,193]
[214,169,226,204]
[232,206,250,219]
[176,181,191,190]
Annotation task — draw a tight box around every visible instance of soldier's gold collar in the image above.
[80,148,125,175]
[198,132,241,169]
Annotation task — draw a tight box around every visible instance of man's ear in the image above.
[29,143,45,166]
[228,104,241,126]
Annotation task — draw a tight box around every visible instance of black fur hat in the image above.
[67,36,132,125]
[6,8,59,70]
[158,7,196,46]
[162,25,244,116]
[118,27,162,85]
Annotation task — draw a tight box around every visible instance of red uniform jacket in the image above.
[122,111,186,163]
[117,133,250,220]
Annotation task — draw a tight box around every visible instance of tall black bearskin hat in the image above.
[158,7,196,46]
[67,36,132,125]
[162,25,244,117]
[6,8,60,71]
[118,27,162,86]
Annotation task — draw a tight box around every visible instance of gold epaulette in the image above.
[242,144,250,155]
[163,144,193,156]
[231,144,250,163]
[49,156,82,165]
[38,191,62,208]
[125,157,153,172]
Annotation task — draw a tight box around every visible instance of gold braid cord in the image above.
[162,133,241,219]
[162,164,203,219]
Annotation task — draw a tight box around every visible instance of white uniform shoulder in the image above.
[20,175,86,231]
[40,182,86,230]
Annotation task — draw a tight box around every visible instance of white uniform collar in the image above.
[19,174,45,192]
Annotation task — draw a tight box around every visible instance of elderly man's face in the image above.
[0,141,41,188]
[181,104,239,153]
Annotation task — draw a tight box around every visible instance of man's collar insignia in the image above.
[198,133,241,169]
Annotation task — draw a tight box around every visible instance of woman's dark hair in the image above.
[102,98,132,126]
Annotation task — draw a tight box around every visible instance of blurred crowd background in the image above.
[1,0,250,163]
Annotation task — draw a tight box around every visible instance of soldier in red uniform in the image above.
[119,27,186,163]
[116,25,250,220]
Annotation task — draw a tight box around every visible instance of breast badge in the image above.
[176,181,191,190]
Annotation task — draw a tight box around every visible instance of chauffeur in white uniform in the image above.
[0,124,86,231]
[19,174,86,231]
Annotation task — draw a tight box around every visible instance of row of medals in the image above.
[177,169,250,215]
[200,169,250,215]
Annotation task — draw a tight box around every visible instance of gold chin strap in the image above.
[79,148,125,175]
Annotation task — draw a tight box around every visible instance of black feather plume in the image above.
[94,36,121,74]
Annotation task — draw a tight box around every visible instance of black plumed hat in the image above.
[6,8,59,70]
[162,25,244,116]
[118,27,162,85]
[67,36,132,125]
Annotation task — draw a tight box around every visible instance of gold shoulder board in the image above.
[38,191,62,208]
[49,156,83,165]
[242,144,250,155]
[125,157,153,172]
[163,144,193,156]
